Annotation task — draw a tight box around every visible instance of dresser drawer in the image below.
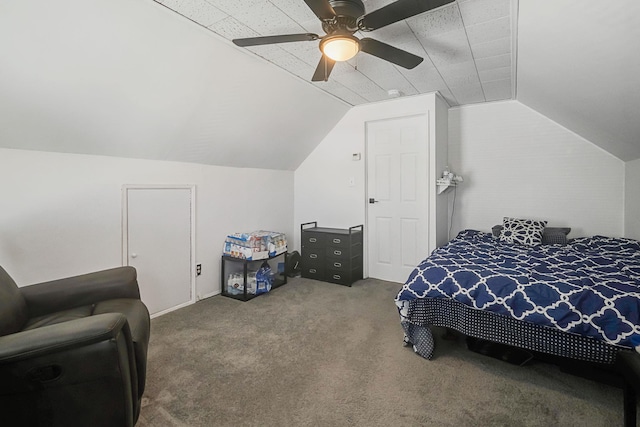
[301,232,325,247]
[326,259,349,272]
[301,264,325,280]
[326,270,352,286]
[326,247,349,259]
[301,254,323,268]
[302,249,324,264]
[324,234,350,248]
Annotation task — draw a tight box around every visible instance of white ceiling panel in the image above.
[450,83,485,104]
[299,18,325,34]
[269,0,318,22]
[465,15,510,45]
[478,65,510,82]
[439,60,479,80]
[365,27,431,68]
[399,64,446,90]
[458,0,510,26]
[398,65,455,104]
[205,0,262,16]
[405,3,463,37]
[279,40,322,67]
[207,15,255,38]
[249,45,290,61]
[209,16,296,61]
[469,36,510,59]
[268,0,318,23]
[159,0,227,27]
[267,51,317,80]
[365,21,423,48]
[331,66,389,102]
[417,29,474,68]
[475,52,510,70]
[353,55,419,96]
[232,2,303,35]
[482,78,512,101]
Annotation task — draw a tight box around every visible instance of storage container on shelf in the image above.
[223,230,287,260]
[226,271,257,295]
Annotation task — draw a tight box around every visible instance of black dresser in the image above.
[300,222,363,286]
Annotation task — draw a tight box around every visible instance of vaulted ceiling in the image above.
[516,0,640,161]
[0,0,638,167]
[156,0,516,107]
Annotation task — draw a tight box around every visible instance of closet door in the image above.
[123,186,195,316]
[366,115,429,283]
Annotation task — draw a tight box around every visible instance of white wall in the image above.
[448,100,625,238]
[433,95,450,247]
[294,92,447,258]
[0,148,293,298]
[625,158,640,240]
[517,0,640,162]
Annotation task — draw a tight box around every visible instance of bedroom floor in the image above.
[138,277,625,426]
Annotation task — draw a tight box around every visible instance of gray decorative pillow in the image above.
[498,217,548,246]
[541,228,572,245]
[492,225,571,245]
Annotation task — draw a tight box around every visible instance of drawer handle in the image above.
[333,274,341,280]
[310,254,318,259]
[309,237,317,243]
[333,250,342,256]
[333,238,341,244]
[333,262,342,268]
[310,268,317,273]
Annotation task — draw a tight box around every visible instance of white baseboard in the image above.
[198,290,221,301]
[150,299,194,319]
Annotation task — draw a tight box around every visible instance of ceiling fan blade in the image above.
[360,38,423,69]
[359,0,455,31]
[233,33,319,47]
[311,55,336,82]
[303,0,336,21]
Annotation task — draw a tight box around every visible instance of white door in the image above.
[366,115,429,283]
[123,186,194,316]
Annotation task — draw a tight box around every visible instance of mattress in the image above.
[395,230,640,363]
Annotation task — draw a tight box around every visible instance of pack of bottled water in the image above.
[223,231,287,260]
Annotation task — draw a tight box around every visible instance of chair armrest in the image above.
[20,266,140,317]
[0,313,128,364]
[0,313,139,426]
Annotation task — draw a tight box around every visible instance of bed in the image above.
[396,224,640,361]
[395,219,640,424]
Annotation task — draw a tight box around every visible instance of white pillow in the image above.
[499,217,547,246]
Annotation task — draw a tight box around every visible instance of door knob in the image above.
[369,198,379,204]
[131,253,138,258]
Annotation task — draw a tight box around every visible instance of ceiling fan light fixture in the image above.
[320,35,360,61]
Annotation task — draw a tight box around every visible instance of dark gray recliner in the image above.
[0,266,150,426]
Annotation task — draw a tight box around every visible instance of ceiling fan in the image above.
[232,0,455,82]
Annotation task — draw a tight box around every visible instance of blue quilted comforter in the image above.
[395,230,640,348]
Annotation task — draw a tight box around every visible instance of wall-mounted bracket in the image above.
[436,175,464,194]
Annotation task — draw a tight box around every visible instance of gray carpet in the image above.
[138,277,625,426]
